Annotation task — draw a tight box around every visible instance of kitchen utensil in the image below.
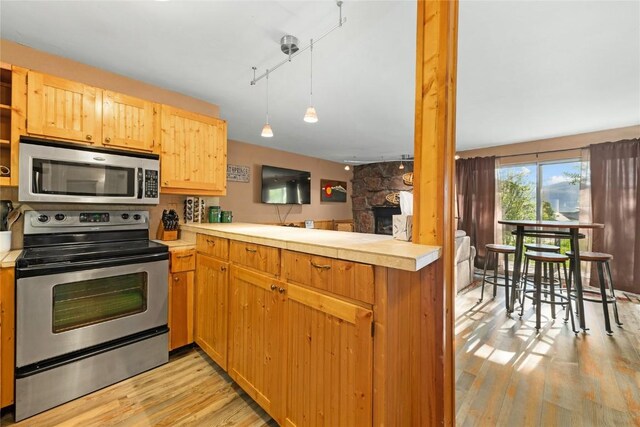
[1,200,13,231]
[7,209,21,231]
[0,165,10,176]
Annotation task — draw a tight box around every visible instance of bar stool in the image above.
[566,251,622,335]
[479,244,516,308]
[520,251,576,333]
[522,243,562,303]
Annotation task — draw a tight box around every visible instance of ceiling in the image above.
[1,1,638,162]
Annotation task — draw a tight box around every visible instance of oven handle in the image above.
[16,252,169,278]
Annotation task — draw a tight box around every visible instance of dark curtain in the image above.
[456,156,496,268]
[590,139,640,293]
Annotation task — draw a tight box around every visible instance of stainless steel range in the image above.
[14,210,169,421]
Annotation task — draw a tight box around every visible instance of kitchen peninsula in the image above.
[176,222,442,426]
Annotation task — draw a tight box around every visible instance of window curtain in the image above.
[456,156,496,268]
[589,139,640,293]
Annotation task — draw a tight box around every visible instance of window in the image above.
[498,160,581,250]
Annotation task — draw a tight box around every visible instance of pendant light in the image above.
[261,70,273,137]
[303,39,318,123]
[344,164,350,171]
[399,161,405,170]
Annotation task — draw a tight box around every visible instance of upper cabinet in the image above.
[160,105,227,196]
[26,71,101,144]
[103,91,157,152]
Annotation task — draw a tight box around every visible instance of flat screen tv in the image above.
[261,165,311,204]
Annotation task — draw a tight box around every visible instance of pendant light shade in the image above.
[304,106,318,123]
[261,70,273,138]
[261,123,273,138]
[344,164,350,171]
[399,161,405,170]
[304,39,318,123]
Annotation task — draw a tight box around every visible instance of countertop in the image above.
[152,239,196,250]
[180,223,441,272]
[0,249,22,268]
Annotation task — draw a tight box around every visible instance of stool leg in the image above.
[549,262,556,320]
[479,251,490,303]
[596,261,613,335]
[568,259,578,317]
[543,262,549,301]
[520,257,529,318]
[493,251,498,299]
[605,261,623,327]
[534,261,542,332]
[504,253,510,311]
[563,263,577,334]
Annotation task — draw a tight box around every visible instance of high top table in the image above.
[498,220,604,331]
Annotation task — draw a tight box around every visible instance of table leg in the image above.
[509,226,524,313]
[571,229,588,331]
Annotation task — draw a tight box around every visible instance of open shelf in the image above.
[0,64,12,185]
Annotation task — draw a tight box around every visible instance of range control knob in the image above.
[133,214,141,221]
[121,213,130,220]
[37,214,49,223]
[54,213,65,221]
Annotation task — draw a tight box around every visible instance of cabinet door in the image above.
[195,254,229,369]
[168,271,194,351]
[103,91,157,152]
[285,284,373,427]
[1,267,15,408]
[160,105,227,195]
[27,71,100,143]
[229,265,285,423]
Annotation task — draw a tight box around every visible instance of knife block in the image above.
[156,223,178,241]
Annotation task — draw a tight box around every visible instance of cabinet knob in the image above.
[86,135,93,141]
[245,248,257,253]
[278,287,286,294]
[174,276,180,282]
[221,266,227,272]
[270,284,277,291]
[105,137,111,143]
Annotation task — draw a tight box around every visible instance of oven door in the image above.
[18,138,159,204]
[16,258,168,367]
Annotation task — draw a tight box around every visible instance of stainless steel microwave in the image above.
[19,137,160,205]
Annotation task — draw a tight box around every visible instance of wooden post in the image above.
[413,1,459,425]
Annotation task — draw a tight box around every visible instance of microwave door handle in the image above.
[137,168,143,199]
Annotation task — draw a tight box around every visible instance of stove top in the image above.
[18,239,168,268]
[17,210,168,272]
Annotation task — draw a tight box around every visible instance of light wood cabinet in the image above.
[285,283,373,426]
[160,105,227,196]
[1,267,15,408]
[26,71,101,144]
[168,249,196,351]
[194,254,229,369]
[228,265,285,423]
[102,91,157,152]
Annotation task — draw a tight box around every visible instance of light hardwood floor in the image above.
[456,281,640,426]
[2,284,638,426]
[1,348,274,427]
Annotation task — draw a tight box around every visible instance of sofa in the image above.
[455,230,476,292]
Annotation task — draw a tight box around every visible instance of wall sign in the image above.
[227,164,250,182]
[321,179,348,202]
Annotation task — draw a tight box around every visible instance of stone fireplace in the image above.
[351,161,413,233]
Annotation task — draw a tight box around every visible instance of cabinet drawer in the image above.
[282,250,374,304]
[170,249,196,272]
[229,241,280,277]
[196,234,229,260]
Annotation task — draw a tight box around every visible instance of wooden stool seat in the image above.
[486,244,516,254]
[524,251,569,263]
[524,243,560,252]
[565,251,613,262]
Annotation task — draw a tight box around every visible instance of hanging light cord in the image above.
[266,69,270,123]
[309,39,313,102]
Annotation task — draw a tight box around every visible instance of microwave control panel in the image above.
[145,170,159,198]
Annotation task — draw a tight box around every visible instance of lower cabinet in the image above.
[1,267,15,408]
[284,284,373,427]
[195,254,229,369]
[228,265,286,423]
[168,271,194,350]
